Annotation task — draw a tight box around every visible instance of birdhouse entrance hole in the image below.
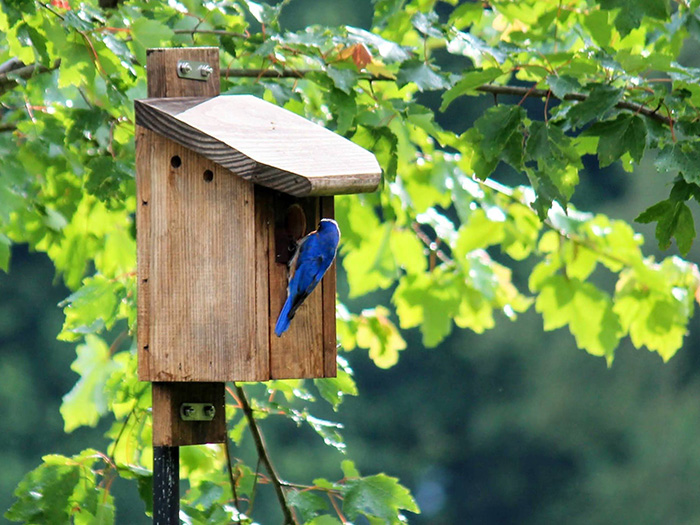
[275,198,318,265]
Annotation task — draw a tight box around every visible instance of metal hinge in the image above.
[176,60,213,81]
[180,403,216,421]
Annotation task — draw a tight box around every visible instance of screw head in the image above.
[203,405,215,418]
[181,405,194,417]
[198,64,213,78]
[178,61,192,74]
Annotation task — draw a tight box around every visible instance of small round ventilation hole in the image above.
[203,169,214,182]
[171,155,182,168]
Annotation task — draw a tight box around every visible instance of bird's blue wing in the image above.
[286,238,327,317]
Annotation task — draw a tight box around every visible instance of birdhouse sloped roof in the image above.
[135,94,382,196]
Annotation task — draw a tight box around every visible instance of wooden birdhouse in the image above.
[135,48,380,447]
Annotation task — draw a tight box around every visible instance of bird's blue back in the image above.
[275,219,340,336]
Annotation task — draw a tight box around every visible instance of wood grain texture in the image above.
[139,136,258,382]
[135,95,382,197]
[152,382,226,446]
[254,185,272,380]
[146,47,219,98]
[268,194,325,379]
[136,125,153,379]
[321,196,337,378]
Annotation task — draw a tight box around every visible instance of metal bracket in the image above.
[176,60,213,81]
[180,403,216,421]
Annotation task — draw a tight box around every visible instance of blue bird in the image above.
[275,218,340,337]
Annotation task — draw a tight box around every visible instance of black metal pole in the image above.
[153,445,179,524]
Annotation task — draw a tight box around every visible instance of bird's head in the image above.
[318,218,338,230]
[317,218,340,240]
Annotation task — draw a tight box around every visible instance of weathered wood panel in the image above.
[268,194,325,378]
[140,137,257,381]
[152,382,226,446]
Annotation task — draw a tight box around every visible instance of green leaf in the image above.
[129,18,175,64]
[288,490,330,523]
[454,208,505,260]
[447,30,506,64]
[525,122,581,216]
[565,84,624,129]
[546,75,581,99]
[58,275,123,341]
[599,0,670,35]
[468,104,526,178]
[342,474,419,522]
[584,114,646,166]
[535,276,622,363]
[583,9,612,47]
[655,140,700,184]
[636,199,696,255]
[356,306,407,368]
[397,60,450,92]
[60,335,118,432]
[342,459,361,478]
[304,516,343,525]
[412,11,443,38]
[0,232,10,272]
[6,452,105,523]
[393,270,462,347]
[389,228,427,274]
[614,257,697,361]
[315,367,359,409]
[326,66,358,94]
[441,68,503,111]
[6,459,80,523]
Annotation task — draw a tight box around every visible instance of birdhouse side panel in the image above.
[137,129,261,382]
[321,196,337,378]
[264,191,335,379]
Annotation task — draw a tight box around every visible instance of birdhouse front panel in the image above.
[137,127,265,382]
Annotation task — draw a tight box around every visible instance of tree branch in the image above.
[0,60,673,129]
[234,383,295,525]
[221,67,394,81]
[219,68,672,127]
[475,84,673,126]
[0,60,61,96]
[173,29,247,38]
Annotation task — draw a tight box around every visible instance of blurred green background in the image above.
[3,1,700,524]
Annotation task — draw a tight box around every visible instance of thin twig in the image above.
[224,440,242,525]
[411,222,452,264]
[234,383,295,525]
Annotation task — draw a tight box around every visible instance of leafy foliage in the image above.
[3,0,700,522]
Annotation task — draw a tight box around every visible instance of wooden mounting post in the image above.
[138,47,226,448]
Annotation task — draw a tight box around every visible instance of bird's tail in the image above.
[275,295,294,337]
